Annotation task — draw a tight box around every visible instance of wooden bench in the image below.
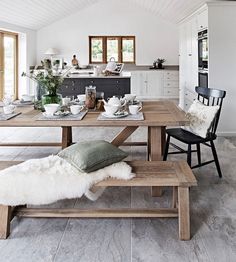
[0,160,197,241]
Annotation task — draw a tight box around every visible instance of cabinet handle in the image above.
[188,54,192,56]
[72,81,75,86]
[65,85,68,89]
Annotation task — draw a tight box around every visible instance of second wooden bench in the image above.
[0,160,197,241]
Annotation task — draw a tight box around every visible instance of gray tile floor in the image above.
[0,127,236,262]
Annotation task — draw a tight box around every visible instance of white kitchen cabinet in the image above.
[197,9,208,31]
[131,70,179,99]
[131,71,162,99]
[179,16,198,110]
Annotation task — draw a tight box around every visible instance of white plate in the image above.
[102,111,129,119]
[42,112,61,119]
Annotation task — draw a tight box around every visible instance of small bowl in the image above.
[44,103,60,116]
[104,105,119,116]
[21,94,34,102]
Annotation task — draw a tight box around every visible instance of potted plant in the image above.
[153,58,166,69]
[22,60,72,110]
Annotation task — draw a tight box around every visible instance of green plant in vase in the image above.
[22,60,72,111]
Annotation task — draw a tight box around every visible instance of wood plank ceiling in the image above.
[0,0,226,30]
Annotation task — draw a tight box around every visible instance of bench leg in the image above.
[0,205,11,239]
[172,186,178,208]
[178,187,190,240]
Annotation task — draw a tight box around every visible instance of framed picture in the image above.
[52,58,63,69]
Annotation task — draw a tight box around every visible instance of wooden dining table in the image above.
[0,100,188,196]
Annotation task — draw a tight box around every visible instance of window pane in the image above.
[4,36,15,97]
[122,38,134,62]
[107,38,119,62]
[91,38,103,62]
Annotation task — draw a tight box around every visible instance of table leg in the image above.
[161,127,166,155]
[62,127,72,149]
[0,205,11,239]
[111,126,138,147]
[148,126,162,197]
[178,187,190,240]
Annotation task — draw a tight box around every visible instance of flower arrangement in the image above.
[22,60,72,96]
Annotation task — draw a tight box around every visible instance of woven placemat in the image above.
[37,110,87,121]
[97,112,144,121]
[0,112,21,121]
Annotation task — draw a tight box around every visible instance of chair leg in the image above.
[163,134,170,161]
[197,144,201,166]
[187,144,192,167]
[210,140,223,178]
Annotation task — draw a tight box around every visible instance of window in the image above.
[0,30,18,100]
[89,36,135,64]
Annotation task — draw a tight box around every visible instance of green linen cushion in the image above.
[58,140,128,173]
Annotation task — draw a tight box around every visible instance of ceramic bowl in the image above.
[21,94,34,102]
[70,105,84,115]
[44,104,60,116]
[104,105,119,116]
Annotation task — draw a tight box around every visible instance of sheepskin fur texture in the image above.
[0,155,134,206]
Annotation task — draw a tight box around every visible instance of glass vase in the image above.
[41,93,62,111]
[85,85,96,109]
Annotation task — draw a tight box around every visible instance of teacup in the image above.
[77,94,86,102]
[104,105,119,116]
[62,97,71,106]
[70,105,84,115]
[44,104,60,116]
[124,94,136,103]
[21,94,34,102]
[3,105,15,115]
[129,105,142,115]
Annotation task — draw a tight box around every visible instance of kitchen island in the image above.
[59,72,131,99]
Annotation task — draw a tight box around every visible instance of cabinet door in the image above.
[146,71,163,97]
[198,9,208,31]
[131,71,147,96]
[191,17,199,89]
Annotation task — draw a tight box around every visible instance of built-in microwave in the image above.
[198,29,208,70]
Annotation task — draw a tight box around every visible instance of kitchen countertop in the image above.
[65,65,179,79]
[123,65,179,71]
[66,71,131,79]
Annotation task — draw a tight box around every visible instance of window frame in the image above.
[89,36,135,64]
[0,30,18,100]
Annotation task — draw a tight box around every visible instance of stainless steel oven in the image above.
[198,29,208,87]
[198,29,208,70]
[198,69,208,88]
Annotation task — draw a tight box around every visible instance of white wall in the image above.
[37,0,179,66]
[208,2,236,135]
[0,21,37,96]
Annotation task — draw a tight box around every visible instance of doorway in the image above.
[0,30,18,100]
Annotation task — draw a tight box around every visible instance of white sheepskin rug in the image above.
[0,155,134,206]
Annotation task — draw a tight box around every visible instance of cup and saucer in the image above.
[43,104,61,118]
[3,105,16,115]
[70,105,84,115]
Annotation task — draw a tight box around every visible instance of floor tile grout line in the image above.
[52,198,78,262]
